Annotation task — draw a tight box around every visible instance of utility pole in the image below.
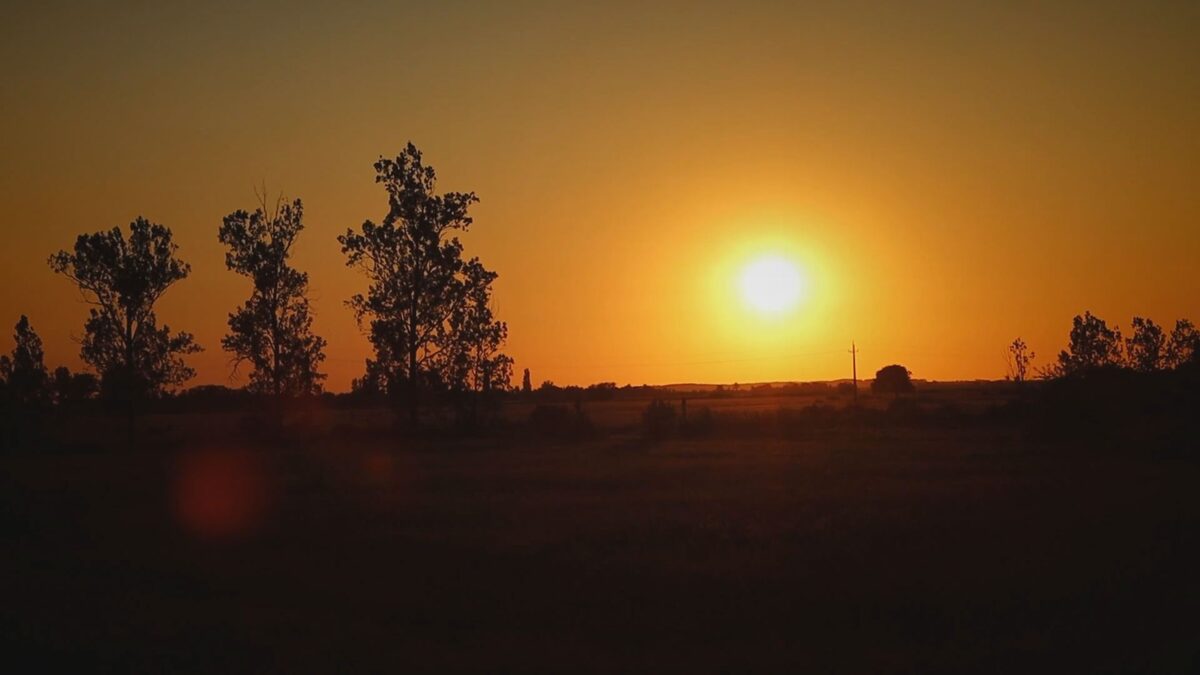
[849,341,859,406]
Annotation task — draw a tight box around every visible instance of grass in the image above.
[2,396,1198,672]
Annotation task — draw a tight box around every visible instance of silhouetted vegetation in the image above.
[1047,310,1124,376]
[339,143,511,426]
[1019,311,1199,452]
[642,399,677,440]
[527,403,594,440]
[219,192,327,397]
[0,316,49,408]
[1006,337,1034,383]
[48,219,200,441]
[871,364,914,396]
[50,367,98,407]
[1166,319,1199,369]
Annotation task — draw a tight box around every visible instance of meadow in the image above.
[3,388,1198,672]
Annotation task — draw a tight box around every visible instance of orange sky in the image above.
[2,2,1197,391]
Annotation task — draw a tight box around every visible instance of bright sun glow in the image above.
[739,255,806,315]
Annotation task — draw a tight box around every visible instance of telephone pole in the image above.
[849,341,859,405]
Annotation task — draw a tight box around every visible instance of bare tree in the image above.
[1006,337,1035,383]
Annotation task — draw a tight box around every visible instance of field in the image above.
[3,394,1199,672]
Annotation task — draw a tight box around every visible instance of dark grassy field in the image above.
[3,401,1199,672]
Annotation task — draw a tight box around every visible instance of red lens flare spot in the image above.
[174,449,269,540]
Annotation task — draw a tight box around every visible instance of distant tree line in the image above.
[1010,312,1198,380]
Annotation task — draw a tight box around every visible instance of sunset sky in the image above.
[2,1,1197,391]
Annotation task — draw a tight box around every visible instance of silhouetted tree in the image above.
[1165,319,1198,369]
[219,194,327,397]
[1006,338,1034,383]
[872,364,914,396]
[339,143,509,424]
[50,366,98,405]
[49,218,200,439]
[522,368,532,394]
[586,382,618,401]
[442,260,513,396]
[0,316,49,407]
[351,358,389,398]
[1125,317,1166,373]
[1052,311,1123,376]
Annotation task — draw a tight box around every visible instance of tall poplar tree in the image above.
[219,195,326,397]
[339,143,510,423]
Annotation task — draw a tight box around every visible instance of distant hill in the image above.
[657,380,852,392]
[657,379,1006,392]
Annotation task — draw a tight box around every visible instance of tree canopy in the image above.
[0,315,49,406]
[872,364,914,396]
[49,217,200,399]
[219,195,327,396]
[1052,311,1124,376]
[1126,317,1166,373]
[339,143,510,421]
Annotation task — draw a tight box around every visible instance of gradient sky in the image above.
[2,1,1197,391]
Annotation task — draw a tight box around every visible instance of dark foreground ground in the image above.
[3,420,1199,672]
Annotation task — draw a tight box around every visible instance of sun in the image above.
[739,255,806,315]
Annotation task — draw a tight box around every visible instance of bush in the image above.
[680,405,714,438]
[528,404,593,440]
[642,400,677,440]
[774,404,841,438]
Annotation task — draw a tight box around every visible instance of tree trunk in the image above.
[272,301,283,432]
[126,398,136,450]
[125,319,136,449]
[408,346,419,427]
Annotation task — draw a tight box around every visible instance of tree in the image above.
[49,218,200,439]
[872,364,914,396]
[521,368,532,394]
[1052,311,1123,376]
[1006,337,1035,383]
[339,143,510,424]
[51,366,98,405]
[441,259,513,397]
[219,194,327,397]
[1125,317,1166,372]
[1165,319,1199,369]
[0,315,49,407]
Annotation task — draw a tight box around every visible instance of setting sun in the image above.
[739,255,806,315]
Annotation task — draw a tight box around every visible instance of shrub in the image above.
[642,400,677,440]
[680,405,714,438]
[528,404,592,440]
